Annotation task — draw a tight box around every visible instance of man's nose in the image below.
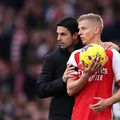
[57,35,61,41]
[78,30,82,35]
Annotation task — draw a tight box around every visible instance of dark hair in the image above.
[57,17,79,35]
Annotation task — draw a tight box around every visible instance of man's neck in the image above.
[67,47,74,53]
[89,36,101,45]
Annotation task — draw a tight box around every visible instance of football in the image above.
[80,43,107,67]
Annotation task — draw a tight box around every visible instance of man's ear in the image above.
[94,26,100,34]
[73,32,78,41]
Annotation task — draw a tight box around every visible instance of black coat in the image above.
[36,41,83,120]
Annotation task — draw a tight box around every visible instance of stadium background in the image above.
[0,0,120,119]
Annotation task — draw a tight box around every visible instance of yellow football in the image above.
[80,43,107,67]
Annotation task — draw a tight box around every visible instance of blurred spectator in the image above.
[0,0,24,10]
[45,0,74,24]
[25,0,47,29]
[0,59,14,94]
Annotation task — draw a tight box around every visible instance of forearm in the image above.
[67,74,89,96]
[106,89,120,106]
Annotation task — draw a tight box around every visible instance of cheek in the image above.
[85,31,92,37]
[65,38,73,46]
[66,39,72,45]
[87,33,95,41]
[65,36,71,41]
[87,33,92,37]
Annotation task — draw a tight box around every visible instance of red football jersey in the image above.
[67,49,120,120]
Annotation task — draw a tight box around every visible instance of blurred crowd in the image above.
[0,0,120,119]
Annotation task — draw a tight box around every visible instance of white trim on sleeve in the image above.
[67,49,81,67]
[112,49,120,82]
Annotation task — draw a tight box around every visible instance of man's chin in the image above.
[82,41,86,45]
[59,45,65,49]
[82,41,88,45]
[60,45,65,49]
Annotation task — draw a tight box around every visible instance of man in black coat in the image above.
[35,17,83,120]
[35,17,120,120]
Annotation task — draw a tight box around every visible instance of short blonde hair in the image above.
[78,13,103,33]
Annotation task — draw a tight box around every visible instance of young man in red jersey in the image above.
[66,13,120,120]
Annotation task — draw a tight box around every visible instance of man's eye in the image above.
[61,33,65,35]
[82,28,86,30]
